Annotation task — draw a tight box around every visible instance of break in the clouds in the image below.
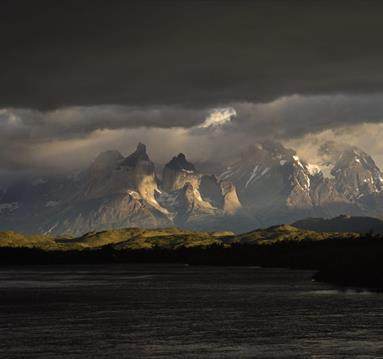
[2,94,383,171]
[2,2,383,175]
[197,108,237,130]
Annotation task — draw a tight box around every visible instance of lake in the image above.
[0,264,382,358]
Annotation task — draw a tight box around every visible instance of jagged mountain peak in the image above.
[319,141,375,167]
[334,146,378,170]
[122,142,150,167]
[240,140,295,165]
[221,141,300,185]
[3,139,383,235]
[166,153,197,173]
[162,153,200,192]
[261,140,295,158]
[221,140,326,211]
[318,141,383,198]
[136,142,147,153]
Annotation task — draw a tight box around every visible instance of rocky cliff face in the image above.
[1,140,383,234]
[158,154,241,228]
[46,143,171,234]
[219,140,368,224]
[219,180,242,215]
[199,175,241,215]
[319,141,383,199]
[0,143,243,235]
[162,153,200,192]
[220,141,314,210]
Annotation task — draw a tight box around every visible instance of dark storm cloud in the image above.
[3,94,383,146]
[233,94,383,139]
[0,105,207,169]
[0,106,206,139]
[3,1,383,174]
[2,1,383,110]
[2,93,383,171]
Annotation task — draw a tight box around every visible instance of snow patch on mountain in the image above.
[245,166,270,188]
[245,165,259,188]
[44,222,59,235]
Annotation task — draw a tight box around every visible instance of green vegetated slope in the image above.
[0,227,236,251]
[0,224,360,251]
[3,224,383,289]
[76,227,233,250]
[0,231,59,250]
[234,224,360,245]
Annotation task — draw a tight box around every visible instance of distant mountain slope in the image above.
[233,224,359,244]
[0,144,243,235]
[0,224,360,251]
[2,140,383,234]
[293,215,383,234]
[0,227,234,251]
[220,140,383,226]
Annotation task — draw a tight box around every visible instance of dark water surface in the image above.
[0,265,382,358]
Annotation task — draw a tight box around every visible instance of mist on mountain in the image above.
[1,139,383,235]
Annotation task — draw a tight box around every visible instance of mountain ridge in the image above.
[0,222,362,251]
[293,215,383,234]
[1,141,383,235]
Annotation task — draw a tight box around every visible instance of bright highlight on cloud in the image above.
[3,94,383,174]
[198,107,237,129]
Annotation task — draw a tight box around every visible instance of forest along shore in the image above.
[1,225,383,290]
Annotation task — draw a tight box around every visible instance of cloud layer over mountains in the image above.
[2,94,383,173]
[2,1,383,175]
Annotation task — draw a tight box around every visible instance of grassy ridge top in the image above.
[233,224,359,245]
[0,225,361,251]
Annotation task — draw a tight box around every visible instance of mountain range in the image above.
[1,140,383,235]
[293,215,383,234]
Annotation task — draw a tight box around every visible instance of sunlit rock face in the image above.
[220,140,313,209]
[220,180,242,215]
[46,192,171,235]
[219,140,363,224]
[27,144,241,235]
[46,143,172,235]
[169,181,220,227]
[199,175,241,215]
[162,153,200,192]
[80,144,158,202]
[159,156,225,227]
[2,140,383,235]
[319,141,383,200]
[200,175,224,208]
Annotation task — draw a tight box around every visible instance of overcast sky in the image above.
[2,1,383,177]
